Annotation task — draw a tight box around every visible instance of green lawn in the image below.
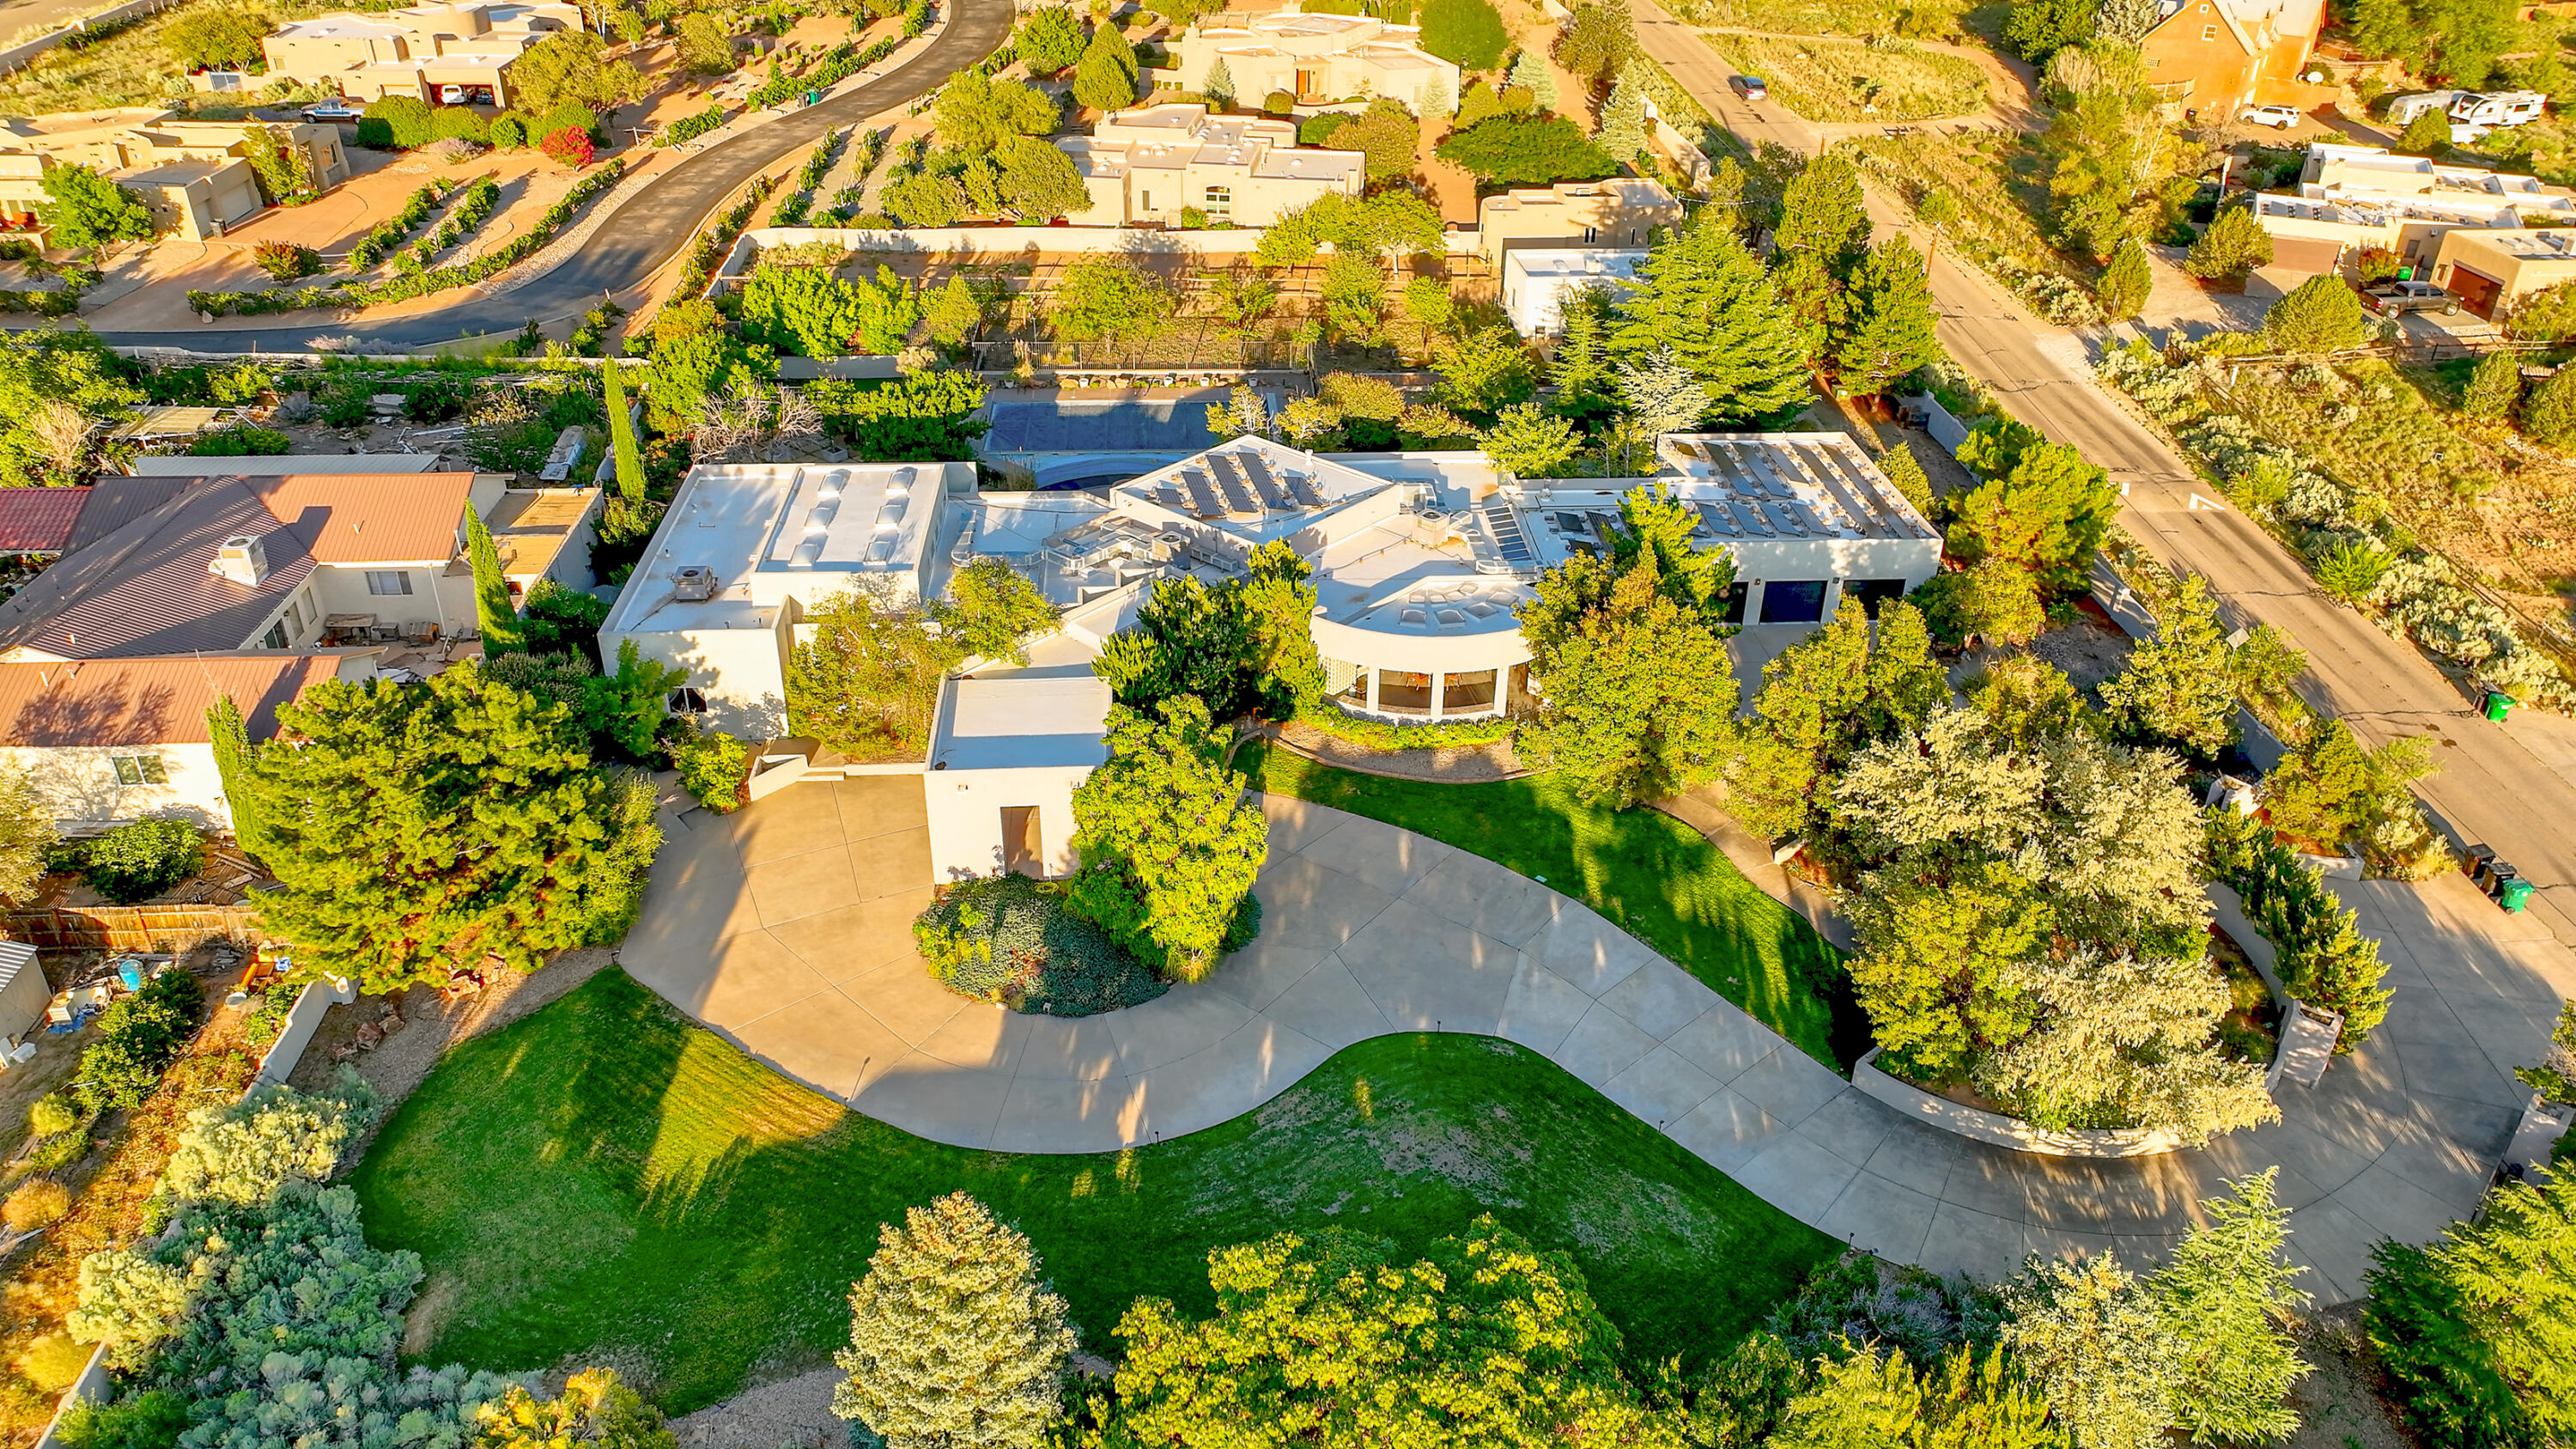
[1241,740,1859,1068]
[356,970,1841,1415]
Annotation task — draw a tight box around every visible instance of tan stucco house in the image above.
[1169,7,1460,114]
[1476,178,1682,264]
[262,0,586,107]
[1060,104,1364,227]
[0,111,347,241]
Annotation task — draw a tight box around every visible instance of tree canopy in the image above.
[1014,4,1087,71]
[242,664,659,991]
[1418,0,1510,67]
[933,69,1058,153]
[39,164,153,250]
[1435,116,1619,186]
[1947,441,2119,591]
[1066,694,1267,982]
[1609,210,1810,426]
[507,31,645,115]
[736,262,921,357]
[807,370,993,461]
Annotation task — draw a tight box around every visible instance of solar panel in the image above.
[1693,501,1741,537]
[1238,451,1295,510]
[1761,499,1805,536]
[1728,499,1772,536]
[1206,454,1261,515]
[1480,502,1535,564]
[1182,469,1224,518]
[1288,474,1327,508]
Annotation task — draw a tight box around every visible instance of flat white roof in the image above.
[1509,433,1937,569]
[933,667,1111,770]
[1504,247,1651,280]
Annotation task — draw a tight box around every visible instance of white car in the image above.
[2242,104,2302,129]
[440,83,467,105]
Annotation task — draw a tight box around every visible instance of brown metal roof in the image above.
[0,653,351,748]
[0,472,476,661]
[0,488,89,553]
[65,477,193,554]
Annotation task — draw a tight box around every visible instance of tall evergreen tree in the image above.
[204,696,271,864]
[1551,294,1620,422]
[1072,21,1139,111]
[2004,1252,2180,1449]
[1204,56,1235,108]
[2151,1169,2313,1445]
[1609,210,1808,425]
[1596,62,1648,161]
[468,508,523,654]
[600,356,644,505]
[1725,598,1946,842]
[1510,46,1558,110]
[1769,151,1871,354]
[833,1193,1076,1449]
[2098,236,2153,321]
[1826,238,1939,396]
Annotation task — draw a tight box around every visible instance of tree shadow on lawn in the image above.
[354,969,1843,1416]
[1239,740,1862,1068]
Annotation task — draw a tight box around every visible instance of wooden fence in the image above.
[3,904,263,953]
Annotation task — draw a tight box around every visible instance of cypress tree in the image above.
[468,508,524,655]
[1509,47,1558,111]
[204,696,270,864]
[600,356,644,505]
[1072,22,1139,112]
[2151,1168,2313,1445]
[1608,210,1810,425]
[2098,236,2153,321]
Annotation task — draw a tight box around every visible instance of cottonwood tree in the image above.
[246,664,659,990]
[1068,695,1267,981]
[2152,1170,2312,1444]
[1115,1217,1682,1447]
[2004,1254,2179,1449]
[2044,60,2181,263]
[1014,4,1086,71]
[1431,326,1537,417]
[2002,0,2095,58]
[833,1193,1075,1449]
[1609,210,1809,425]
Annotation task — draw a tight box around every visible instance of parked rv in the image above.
[2450,90,2547,128]
[2385,90,2464,124]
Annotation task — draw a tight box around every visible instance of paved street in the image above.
[620,782,2571,1301]
[85,0,1014,353]
[1631,5,2576,944]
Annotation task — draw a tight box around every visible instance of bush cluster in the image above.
[343,180,450,271]
[914,874,1173,1016]
[402,174,500,270]
[75,968,203,1112]
[65,818,202,904]
[191,162,624,316]
[656,101,729,146]
[672,728,748,813]
[745,29,907,109]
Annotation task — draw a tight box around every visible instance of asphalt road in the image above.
[1632,2,2576,942]
[90,0,1013,353]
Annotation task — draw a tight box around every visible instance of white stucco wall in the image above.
[607,618,795,740]
[1,741,226,827]
[924,764,1088,883]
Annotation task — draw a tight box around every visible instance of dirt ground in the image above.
[2281,1302,2416,1449]
[669,1367,845,1449]
[2028,598,2136,691]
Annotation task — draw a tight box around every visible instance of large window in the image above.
[1376,669,1432,715]
[1203,185,1231,218]
[1443,670,1497,714]
[1845,579,1906,616]
[366,570,413,596]
[1759,580,1828,624]
[111,755,167,787]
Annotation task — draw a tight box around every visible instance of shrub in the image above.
[2462,351,2524,419]
[363,95,434,149]
[28,1092,82,1139]
[428,105,488,143]
[1264,88,1294,114]
[539,126,596,167]
[77,818,202,904]
[2263,275,2368,353]
[489,113,527,148]
[15,1332,94,1394]
[3,1179,69,1232]
[75,968,203,1112]
[2184,205,2271,283]
[673,728,749,812]
[2520,367,2576,447]
[252,240,318,281]
[240,987,295,1044]
[2204,809,2391,1048]
[51,1391,191,1449]
[914,873,1170,1016]
[187,424,292,456]
[26,1131,88,1171]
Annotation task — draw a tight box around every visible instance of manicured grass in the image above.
[355,971,1840,1414]
[1242,740,1856,1068]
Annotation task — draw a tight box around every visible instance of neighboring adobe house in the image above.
[1060,103,1365,227]
[2251,142,2576,278]
[1476,179,1682,265]
[0,652,373,830]
[1168,6,1461,115]
[2427,228,2576,317]
[261,0,586,107]
[2137,0,2327,123]
[603,432,1937,883]
[0,110,348,242]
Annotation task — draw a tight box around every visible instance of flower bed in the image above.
[2097,341,2576,709]
[914,874,1170,1017]
[191,161,624,318]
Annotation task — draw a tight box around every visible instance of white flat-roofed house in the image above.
[2248,143,2576,277]
[1168,7,1459,114]
[1500,247,1649,335]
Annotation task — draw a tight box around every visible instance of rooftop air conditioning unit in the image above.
[210,534,268,587]
[672,566,720,601]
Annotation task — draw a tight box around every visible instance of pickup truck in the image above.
[2357,280,2459,315]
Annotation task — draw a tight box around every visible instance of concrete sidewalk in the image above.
[617,781,2569,1302]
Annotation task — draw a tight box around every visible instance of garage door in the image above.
[2451,266,2504,319]
[2264,235,2345,277]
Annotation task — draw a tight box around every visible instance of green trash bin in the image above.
[2486,691,2517,722]
[2501,877,2536,913]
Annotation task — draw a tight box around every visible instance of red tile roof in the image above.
[0,488,89,553]
[0,653,351,747]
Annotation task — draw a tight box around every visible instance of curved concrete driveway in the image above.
[618,778,2574,1304]
[88,0,1013,354]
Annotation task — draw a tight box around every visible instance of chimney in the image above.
[211,533,269,587]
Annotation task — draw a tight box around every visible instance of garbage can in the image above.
[2488,861,2520,900]
[2486,691,2517,722]
[2501,878,2537,913]
[2469,843,2499,886]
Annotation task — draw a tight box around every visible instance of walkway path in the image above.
[619,777,2573,1305]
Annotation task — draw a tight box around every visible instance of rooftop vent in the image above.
[210,533,268,587]
[671,565,719,602]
